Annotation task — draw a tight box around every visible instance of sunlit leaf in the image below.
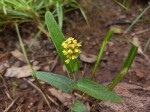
[35,71,75,93]
[70,100,89,112]
[74,78,122,102]
[45,11,80,73]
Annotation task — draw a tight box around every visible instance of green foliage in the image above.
[32,7,139,110]
[109,45,138,90]
[12,81,19,87]
[114,0,130,10]
[45,11,80,73]
[70,100,89,112]
[5,0,140,110]
[0,0,87,29]
[35,71,75,93]
[35,71,122,102]
[56,2,63,30]
[74,78,122,102]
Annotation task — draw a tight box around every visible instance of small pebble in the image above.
[33,61,39,66]
[49,44,55,50]
[31,89,37,94]
[19,83,28,89]
[92,41,96,46]
[86,37,90,41]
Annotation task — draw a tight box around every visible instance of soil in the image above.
[0,0,150,112]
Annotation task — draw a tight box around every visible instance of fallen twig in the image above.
[131,28,150,36]
[23,78,59,106]
[4,96,19,112]
[50,55,59,72]
[0,71,12,100]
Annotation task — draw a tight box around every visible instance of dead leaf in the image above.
[0,52,11,62]
[134,69,145,78]
[49,88,66,103]
[132,37,150,63]
[0,66,7,76]
[85,102,90,111]
[132,37,142,54]
[107,41,114,47]
[62,93,72,99]
[5,66,40,78]
[79,52,97,63]
[11,50,26,62]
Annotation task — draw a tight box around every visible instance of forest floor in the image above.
[0,0,150,112]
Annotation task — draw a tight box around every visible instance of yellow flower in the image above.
[67,49,73,54]
[65,59,70,64]
[62,37,81,64]
[62,50,68,55]
[71,55,76,60]
[74,49,80,53]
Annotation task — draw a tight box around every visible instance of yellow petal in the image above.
[69,44,75,49]
[65,59,70,64]
[74,49,79,53]
[77,43,81,47]
[63,50,68,55]
[73,40,77,44]
[71,55,76,59]
[68,49,73,54]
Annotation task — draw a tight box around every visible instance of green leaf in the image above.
[91,29,115,80]
[74,78,122,102]
[45,11,79,73]
[35,71,75,93]
[70,100,89,112]
[109,45,138,90]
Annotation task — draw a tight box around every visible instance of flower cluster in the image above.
[62,37,81,64]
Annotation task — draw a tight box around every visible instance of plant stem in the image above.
[90,29,113,80]
[144,37,150,52]
[125,4,150,33]
[15,23,51,110]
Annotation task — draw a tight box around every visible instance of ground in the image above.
[0,0,150,112]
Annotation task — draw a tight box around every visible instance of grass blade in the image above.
[109,45,138,90]
[56,2,63,30]
[125,5,150,33]
[90,29,114,80]
[78,4,89,25]
[144,37,150,52]
[15,23,51,109]
[1,0,7,14]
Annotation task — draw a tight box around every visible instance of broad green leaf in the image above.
[45,11,79,73]
[109,45,138,90]
[70,100,89,112]
[74,78,122,102]
[35,71,75,93]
